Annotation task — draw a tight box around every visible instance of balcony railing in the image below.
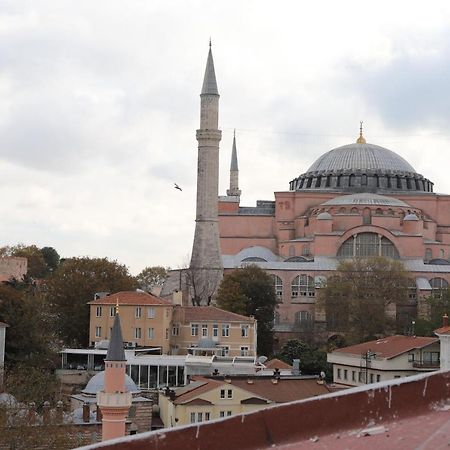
[412,361,440,369]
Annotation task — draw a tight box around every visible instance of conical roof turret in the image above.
[201,42,219,96]
[105,312,126,361]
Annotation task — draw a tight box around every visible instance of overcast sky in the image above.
[1,0,450,274]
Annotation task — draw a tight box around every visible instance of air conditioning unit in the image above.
[124,342,136,349]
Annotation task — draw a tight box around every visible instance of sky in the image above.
[1,0,450,275]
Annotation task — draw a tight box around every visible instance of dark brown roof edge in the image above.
[75,370,450,450]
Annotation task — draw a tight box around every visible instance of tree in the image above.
[216,265,277,356]
[1,244,48,279]
[319,257,409,343]
[41,246,60,273]
[0,284,55,365]
[136,266,169,293]
[46,257,138,347]
[277,339,331,378]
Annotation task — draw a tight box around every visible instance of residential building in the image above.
[88,291,257,358]
[159,375,329,428]
[434,313,450,370]
[327,335,440,387]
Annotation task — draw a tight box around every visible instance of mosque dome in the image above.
[404,213,420,221]
[317,211,332,220]
[321,193,410,208]
[82,371,139,396]
[289,133,433,193]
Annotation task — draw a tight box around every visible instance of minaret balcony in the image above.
[97,391,132,409]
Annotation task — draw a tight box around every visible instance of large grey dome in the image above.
[306,143,416,173]
[290,140,433,194]
[82,371,139,395]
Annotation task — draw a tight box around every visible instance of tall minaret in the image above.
[226,130,241,197]
[97,307,131,441]
[189,42,223,305]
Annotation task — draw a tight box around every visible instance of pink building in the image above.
[218,128,450,345]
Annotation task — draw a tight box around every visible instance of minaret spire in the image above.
[356,121,366,144]
[97,311,131,441]
[227,129,241,197]
[189,43,223,305]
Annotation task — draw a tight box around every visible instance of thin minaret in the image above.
[189,42,223,305]
[97,304,131,441]
[226,129,241,197]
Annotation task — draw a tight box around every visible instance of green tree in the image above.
[277,339,331,378]
[8,244,48,279]
[41,246,60,273]
[136,265,169,293]
[216,265,277,356]
[319,256,409,343]
[46,257,137,347]
[0,285,54,364]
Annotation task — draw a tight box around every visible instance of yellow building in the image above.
[159,376,329,427]
[88,291,257,357]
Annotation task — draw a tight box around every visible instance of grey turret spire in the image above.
[189,42,223,305]
[105,310,126,361]
[227,129,241,197]
[201,42,219,96]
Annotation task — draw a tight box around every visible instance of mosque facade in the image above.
[188,45,450,345]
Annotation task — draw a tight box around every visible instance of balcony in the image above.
[412,361,440,370]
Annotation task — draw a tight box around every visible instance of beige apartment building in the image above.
[88,291,257,357]
[159,375,329,427]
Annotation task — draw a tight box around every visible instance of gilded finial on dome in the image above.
[356,121,366,144]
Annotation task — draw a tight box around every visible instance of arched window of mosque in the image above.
[315,176,322,188]
[294,311,313,330]
[288,246,295,257]
[363,208,371,225]
[302,246,310,257]
[291,275,315,298]
[351,207,358,214]
[306,178,312,188]
[337,232,399,259]
[339,207,346,214]
[285,256,309,262]
[241,257,267,263]
[375,208,383,216]
[349,174,356,187]
[406,178,413,190]
[361,174,367,186]
[326,175,331,187]
[425,248,432,261]
[430,277,449,298]
[271,275,283,302]
[407,279,417,301]
[374,174,379,188]
[440,249,445,258]
[388,208,394,216]
[396,176,402,189]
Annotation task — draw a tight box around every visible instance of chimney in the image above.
[292,359,301,376]
[82,403,90,423]
[443,314,449,328]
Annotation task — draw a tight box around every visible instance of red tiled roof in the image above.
[333,335,438,359]
[264,358,292,370]
[174,306,255,323]
[172,376,328,405]
[434,325,450,335]
[88,291,172,306]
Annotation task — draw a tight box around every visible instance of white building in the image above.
[327,335,440,387]
[434,314,450,370]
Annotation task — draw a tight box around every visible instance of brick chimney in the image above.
[443,314,449,328]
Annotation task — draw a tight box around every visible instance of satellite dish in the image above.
[258,356,268,364]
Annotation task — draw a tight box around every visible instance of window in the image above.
[430,277,449,298]
[376,374,381,382]
[425,248,432,261]
[291,275,315,297]
[344,369,348,380]
[197,412,203,422]
[148,307,155,319]
[220,389,225,399]
[109,306,115,317]
[222,324,230,337]
[337,233,399,259]
[165,328,169,340]
[205,412,210,421]
[240,346,249,356]
[241,325,249,338]
[135,307,142,319]
[370,374,374,383]
[172,324,179,336]
[96,306,102,317]
[358,372,363,382]
[227,389,232,399]
[148,328,154,339]
[227,411,232,416]
[219,411,225,418]
[135,328,142,339]
[408,353,415,362]
[190,412,196,423]
[95,326,101,338]
[202,324,208,337]
[213,324,218,338]
[352,371,356,382]
[337,368,341,379]
[272,275,283,301]
[221,346,229,357]
[191,323,199,336]
[408,279,417,300]
[294,311,313,330]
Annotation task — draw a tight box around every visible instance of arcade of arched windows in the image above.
[430,277,449,298]
[271,275,283,302]
[291,274,315,298]
[337,232,399,259]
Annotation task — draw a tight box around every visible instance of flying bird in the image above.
[174,183,182,191]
